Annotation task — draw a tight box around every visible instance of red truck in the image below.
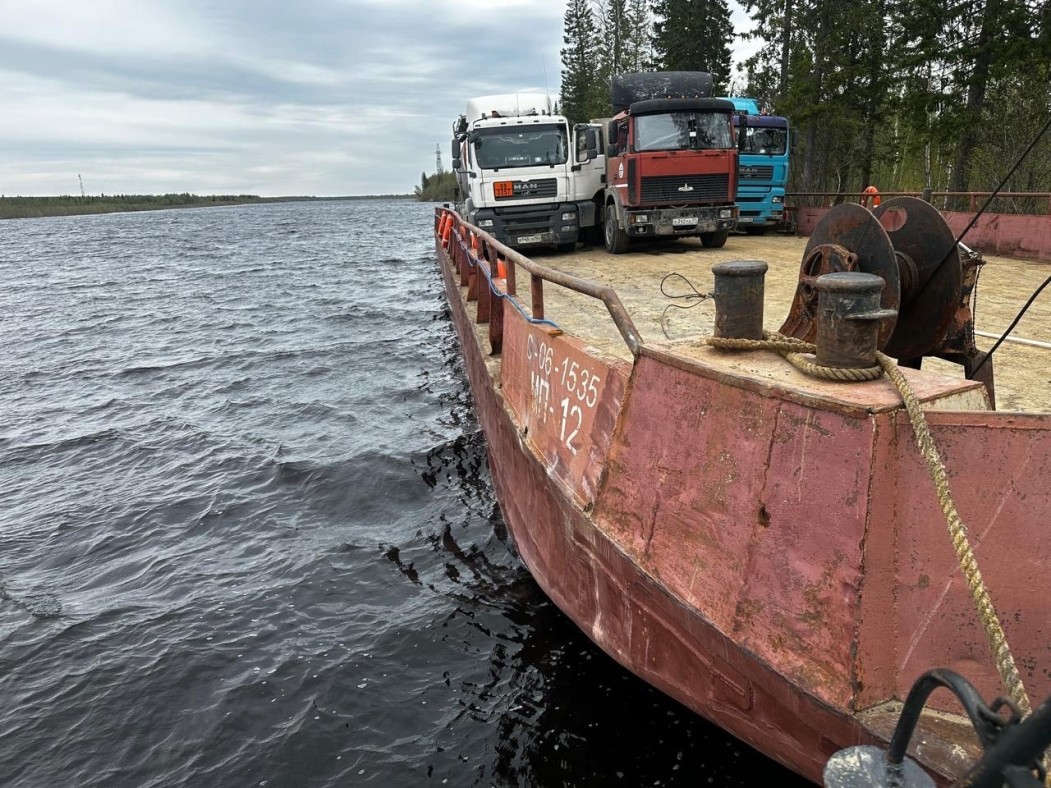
[594,71,740,253]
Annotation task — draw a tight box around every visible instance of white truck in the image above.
[451,94,604,251]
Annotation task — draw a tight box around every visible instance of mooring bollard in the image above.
[814,272,897,368]
[711,260,768,340]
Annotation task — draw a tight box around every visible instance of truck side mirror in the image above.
[586,127,600,158]
[606,144,617,159]
[574,124,593,163]
[790,129,799,152]
[452,158,461,170]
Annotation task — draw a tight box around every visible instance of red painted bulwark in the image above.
[870,411,1051,705]
[793,206,1051,262]
[943,211,1051,262]
[501,312,630,507]
[594,353,869,709]
[435,223,1051,785]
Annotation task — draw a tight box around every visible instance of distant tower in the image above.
[78,173,85,198]
[435,144,444,175]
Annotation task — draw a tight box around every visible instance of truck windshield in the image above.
[741,126,788,156]
[473,125,568,169]
[634,112,733,152]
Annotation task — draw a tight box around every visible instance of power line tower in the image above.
[435,144,444,175]
[78,173,85,198]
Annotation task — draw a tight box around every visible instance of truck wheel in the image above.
[604,205,629,254]
[701,230,728,248]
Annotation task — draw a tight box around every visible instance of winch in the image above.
[779,197,993,399]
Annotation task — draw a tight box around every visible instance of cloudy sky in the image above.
[0,0,758,198]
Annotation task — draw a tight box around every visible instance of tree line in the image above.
[1,193,417,220]
[414,171,457,202]
[0,194,267,220]
[559,0,1051,204]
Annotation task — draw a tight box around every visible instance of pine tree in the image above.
[650,0,734,90]
[598,0,631,80]
[560,0,603,123]
[624,0,654,72]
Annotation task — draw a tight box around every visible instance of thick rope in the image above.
[875,351,1032,718]
[707,331,883,381]
[708,332,1033,719]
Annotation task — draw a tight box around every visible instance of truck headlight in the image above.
[719,208,733,219]
[772,195,784,204]
[561,212,577,222]
[633,214,648,223]
[477,219,494,228]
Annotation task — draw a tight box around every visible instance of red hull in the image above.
[434,212,1051,784]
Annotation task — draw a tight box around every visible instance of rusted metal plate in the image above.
[866,409,1051,711]
[501,308,630,507]
[594,353,870,709]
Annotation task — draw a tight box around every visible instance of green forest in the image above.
[557,0,1051,202]
[414,171,457,202]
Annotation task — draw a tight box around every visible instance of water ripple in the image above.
[0,200,807,787]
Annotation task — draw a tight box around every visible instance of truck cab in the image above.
[602,95,739,252]
[719,97,792,234]
[451,94,602,251]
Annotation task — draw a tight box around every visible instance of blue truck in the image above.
[718,97,791,234]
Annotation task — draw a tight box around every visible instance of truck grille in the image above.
[493,177,558,200]
[739,165,774,180]
[640,174,729,204]
[498,204,559,234]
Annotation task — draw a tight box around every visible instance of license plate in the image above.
[672,217,697,226]
[516,234,543,244]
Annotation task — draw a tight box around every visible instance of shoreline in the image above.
[0,193,415,220]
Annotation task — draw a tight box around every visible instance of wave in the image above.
[0,577,63,619]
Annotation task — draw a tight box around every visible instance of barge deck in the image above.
[530,234,1049,413]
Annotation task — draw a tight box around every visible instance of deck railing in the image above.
[434,208,641,357]
[787,191,1051,215]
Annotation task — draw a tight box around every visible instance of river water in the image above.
[0,200,809,786]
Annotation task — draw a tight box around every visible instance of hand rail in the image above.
[434,207,643,357]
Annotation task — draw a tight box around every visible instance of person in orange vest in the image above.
[861,185,881,209]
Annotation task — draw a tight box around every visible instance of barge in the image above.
[433,202,1051,784]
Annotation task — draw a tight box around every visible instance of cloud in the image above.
[0,0,750,197]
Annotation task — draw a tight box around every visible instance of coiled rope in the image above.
[708,331,1033,719]
[708,331,883,382]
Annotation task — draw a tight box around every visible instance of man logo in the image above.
[677,183,694,192]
